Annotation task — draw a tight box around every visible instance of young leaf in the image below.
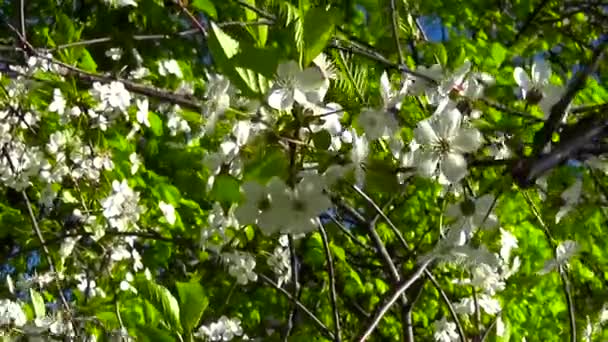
[135,276,183,334]
[29,289,45,319]
[191,0,217,20]
[176,281,208,334]
[302,8,339,66]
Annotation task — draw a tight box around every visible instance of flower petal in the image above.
[297,67,325,91]
[436,107,462,140]
[414,150,440,177]
[452,128,483,153]
[513,67,531,90]
[268,88,293,110]
[277,61,299,80]
[532,59,551,85]
[441,152,468,183]
[380,71,391,104]
[414,119,439,145]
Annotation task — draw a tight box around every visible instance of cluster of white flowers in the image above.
[266,235,292,287]
[158,59,183,78]
[0,299,27,328]
[159,201,177,225]
[0,139,45,190]
[194,316,244,341]
[75,273,106,298]
[100,180,143,232]
[164,105,191,137]
[222,251,257,285]
[539,240,578,275]
[235,174,332,235]
[201,203,239,251]
[90,81,132,114]
[432,317,459,342]
[203,121,252,190]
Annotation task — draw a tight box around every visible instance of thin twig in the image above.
[389,0,405,66]
[259,274,335,340]
[521,190,575,342]
[352,185,410,250]
[356,258,434,341]
[174,0,208,38]
[318,221,342,342]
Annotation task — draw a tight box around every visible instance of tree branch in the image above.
[318,221,342,342]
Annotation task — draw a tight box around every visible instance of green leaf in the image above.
[137,325,176,342]
[176,281,208,334]
[232,46,281,79]
[78,49,97,72]
[134,276,183,333]
[157,183,182,204]
[302,8,339,66]
[312,130,332,150]
[490,42,507,65]
[191,0,217,19]
[210,174,241,203]
[29,289,45,319]
[149,112,164,137]
[209,22,240,60]
[244,148,289,182]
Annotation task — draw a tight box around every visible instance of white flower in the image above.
[119,272,137,294]
[513,59,565,119]
[433,317,459,342]
[202,74,231,134]
[224,252,257,285]
[158,59,183,78]
[195,316,244,341]
[136,98,150,127]
[540,240,578,274]
[445,194,499,235]
[267,61,326,111]
[100,180,142,232]
[0,299,27,327]
[48,88,66,114]
[129,153,142,175]
[414,102,483,183]
[350,130,369,187]
[267,242,292,287]
[159,201,176,225]
[105,47,123,61]
[500,228,518,261]
[91,81,132,113]
[356,108,398,140]
[556,179,582,223]
[454,294,501,315]
[380,71,408,110]
[278,175,332,235]
[105,0,137,7]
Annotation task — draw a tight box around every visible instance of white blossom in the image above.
[540,240,578,274]
[48,88,66,114]
[414,101,483,183]
[136,98,150,127]
[105,47,123,61]
[159,201,176,225]
[433,317,459,342]
[556,178,582,223]
[0,299,27,327]
[194,316,244,341]
[267,61,326,111]
[513,59,565,119]
[224,252,257,285]
[158,59,183,78]
[100,180,143,231]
